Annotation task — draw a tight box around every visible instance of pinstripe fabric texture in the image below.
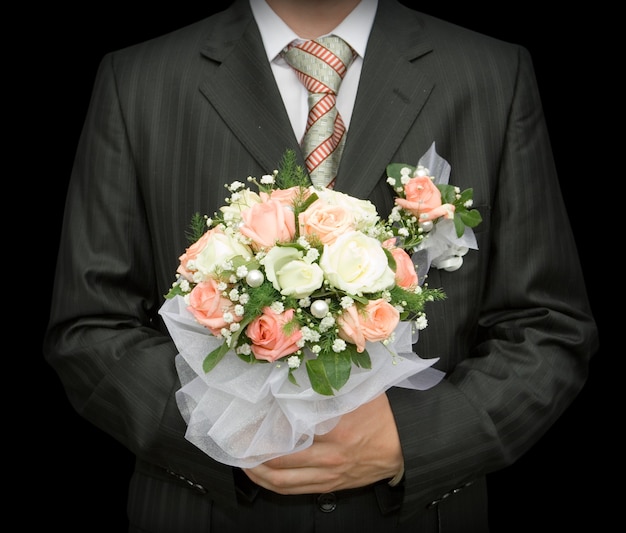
[283,36,355,188]
[42,0,597,531]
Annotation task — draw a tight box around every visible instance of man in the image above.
[43,1,598,531]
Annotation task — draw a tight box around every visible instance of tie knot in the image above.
[283,35,355,95]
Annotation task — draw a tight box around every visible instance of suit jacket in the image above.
[44,0,598,531]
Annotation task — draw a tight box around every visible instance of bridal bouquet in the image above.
[159,143,481,467]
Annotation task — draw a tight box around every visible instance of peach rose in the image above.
[391,247,418,288]
[239,198,296,250]
[338,299,400,352]
[383,239,418,289]
[187,279,242,336]
[260,185,307,206]
[336,305,367,352]
[395,175,455,221]
[246,307,302,362]
[299,198,355,245]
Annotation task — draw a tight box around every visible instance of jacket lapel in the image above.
[197,0,304,173]
[337,1,434,199]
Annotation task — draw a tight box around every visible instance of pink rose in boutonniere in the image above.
[386,142,482,272]
[394,173,456,222]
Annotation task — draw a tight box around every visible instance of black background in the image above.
[37,3,609,531]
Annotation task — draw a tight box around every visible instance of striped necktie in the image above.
[283,35,355,189]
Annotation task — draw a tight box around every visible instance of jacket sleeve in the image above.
[42,53,238,510]
[387,45,598,521]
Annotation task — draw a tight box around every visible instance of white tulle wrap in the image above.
[412,218,478,277]
[159,296,444,468]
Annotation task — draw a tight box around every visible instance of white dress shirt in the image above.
[249,0,378,142]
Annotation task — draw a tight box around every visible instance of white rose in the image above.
[219,189,262,223]
[261,245,324,298]
[319,230,395,295]
[194,231,253,278]
[313,187,379,230]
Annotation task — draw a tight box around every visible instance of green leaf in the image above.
[386,162,415,182]
[350,346,372,369]
[350,293,370,306]
[456,188,474,206]
[306,359,335,396]
[437,183,457,204]
[298,191,319,212]
[287,370,300,387]
[453,214,466,237]
[230,255,260,271]
[459,208,482,228]
[319,350,352,391]
[202,342,230,373]
[384,247,397,272]
[164,284,186,299]
[236,351,254,364]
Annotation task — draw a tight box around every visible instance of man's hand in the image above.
[243,393,403,494]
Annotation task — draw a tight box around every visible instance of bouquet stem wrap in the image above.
[160,296,443,468]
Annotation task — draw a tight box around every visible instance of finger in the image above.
[262,440,335,469]
[243,463,339,494]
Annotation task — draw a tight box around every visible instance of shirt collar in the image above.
[249,0,377,61]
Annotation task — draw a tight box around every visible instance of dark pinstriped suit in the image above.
[43,0,598,531]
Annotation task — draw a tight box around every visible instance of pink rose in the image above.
[187,279,242,336]
[239,198,296,250]
[395,175,455,221]
[391,247,418,288]
[299,198,355,245]
[383,239,418,289]
[336,305,367,352]
[260,186,307,206]
[338,299,400,352]
[246,307,302,362]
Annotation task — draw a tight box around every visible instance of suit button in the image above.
[317,492,337,512]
